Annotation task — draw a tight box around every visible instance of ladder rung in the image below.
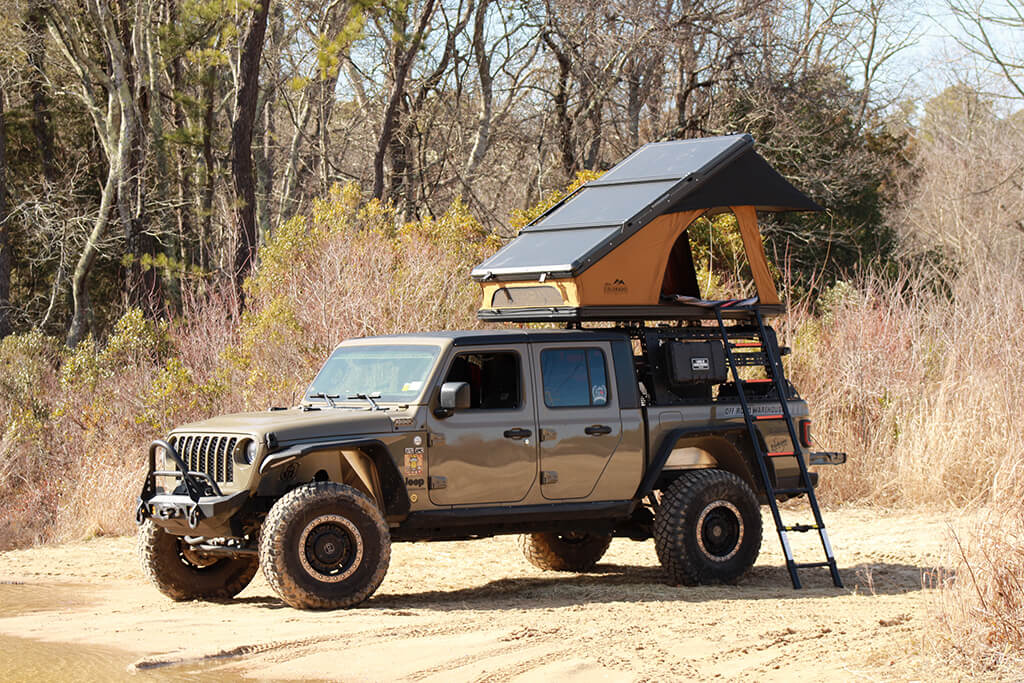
[794,561,832,569]
[783,524,821,532]
[773,488,808,496]
[766,451,795,457]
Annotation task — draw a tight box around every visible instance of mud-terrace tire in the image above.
[138,518,258,601]
[654,469,762,585]
[259,482,390,609]
[520,531,612,572]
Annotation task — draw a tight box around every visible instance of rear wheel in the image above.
[520,531,612,572]
[259,482,390,609]
[654,469,762,585]
[138,519,258,601]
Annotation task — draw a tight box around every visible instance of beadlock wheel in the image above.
[653,469,762,585]
[696,500,744,562]
[259,482,391,610]
[298,514,364,582]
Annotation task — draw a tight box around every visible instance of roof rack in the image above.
[472,134,821,323]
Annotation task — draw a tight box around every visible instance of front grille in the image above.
[171,434,238,483]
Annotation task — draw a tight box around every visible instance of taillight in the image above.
[799,419,812,448]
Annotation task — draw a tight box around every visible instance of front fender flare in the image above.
[259,438,410,516]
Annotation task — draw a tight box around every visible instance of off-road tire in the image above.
[137,518,258,601]
[259,482,390,609]
[654,469,762,585]
[520,531,612,572]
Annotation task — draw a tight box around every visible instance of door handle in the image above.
[503,428,532,440]
[584,424,612,436]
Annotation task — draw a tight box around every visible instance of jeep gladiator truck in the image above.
[137,323,842,609]
[137,134,846,608]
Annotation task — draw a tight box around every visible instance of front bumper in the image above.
[141,490,250,537]
[136,438,248,537]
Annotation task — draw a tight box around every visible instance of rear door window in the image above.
[540,347,610,408]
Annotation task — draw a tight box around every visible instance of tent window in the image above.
[491,286,564,308]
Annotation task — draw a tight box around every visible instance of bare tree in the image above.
[948,0,1024,99]
[232,0,272,289]
[0,81,10,338]
[371,0,438,200]
[48,0,143,346]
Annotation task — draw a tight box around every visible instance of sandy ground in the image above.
[0,507,971,681]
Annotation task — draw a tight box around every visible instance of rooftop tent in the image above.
[472,134,823,321]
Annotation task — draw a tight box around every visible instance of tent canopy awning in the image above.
[471,134,821,281]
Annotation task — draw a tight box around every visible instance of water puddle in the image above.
[0,582,248,681]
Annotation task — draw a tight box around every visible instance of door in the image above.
[426,347,538,506]
[531,343,622,500]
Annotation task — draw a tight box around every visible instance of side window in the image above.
[540,347,610,408]
[443,351,521,410]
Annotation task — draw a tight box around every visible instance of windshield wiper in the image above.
[309,392,339,408]
[348,392,383,411]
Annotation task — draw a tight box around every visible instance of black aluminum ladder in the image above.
[713,301,842,589]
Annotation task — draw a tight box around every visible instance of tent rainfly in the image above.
[472,134,823,322]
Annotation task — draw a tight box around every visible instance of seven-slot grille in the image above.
[171,434,238,483]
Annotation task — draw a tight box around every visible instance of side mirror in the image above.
[438,381,471,415]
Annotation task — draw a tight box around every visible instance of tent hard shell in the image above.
[472,134,823,322]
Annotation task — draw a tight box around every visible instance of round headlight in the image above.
[245,440,260,465]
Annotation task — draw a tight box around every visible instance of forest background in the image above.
[0,0,1022,674]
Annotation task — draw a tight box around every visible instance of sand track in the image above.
[0,508,966,681]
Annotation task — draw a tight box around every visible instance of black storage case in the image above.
[665,341,727,385]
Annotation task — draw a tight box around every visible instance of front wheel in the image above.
[138,519,258,601]
[653,469,762,585]
[259,482,391,609]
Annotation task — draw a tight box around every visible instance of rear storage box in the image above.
[665,341,727,386]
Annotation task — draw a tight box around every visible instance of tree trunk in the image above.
[231,0,271,291]
[0,83,11,338]
[169,0,192,302]
[25,0,56,183]
[464,0,493,183]
[200,67,216,273]
[371,0,437,200]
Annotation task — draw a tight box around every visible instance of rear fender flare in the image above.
[636,425,767,499]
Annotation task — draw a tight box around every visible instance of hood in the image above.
[172,407,398,444]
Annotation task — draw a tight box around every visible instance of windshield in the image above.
[306,344,441,404]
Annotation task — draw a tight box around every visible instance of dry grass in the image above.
[783,259,1024,509]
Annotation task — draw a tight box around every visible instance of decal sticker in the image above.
[592,384,607,405]
[404,447,424,476]
[413,435,423,446]
[401,380,423,392]
[719,404,784,418]
[603,279,628,295]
